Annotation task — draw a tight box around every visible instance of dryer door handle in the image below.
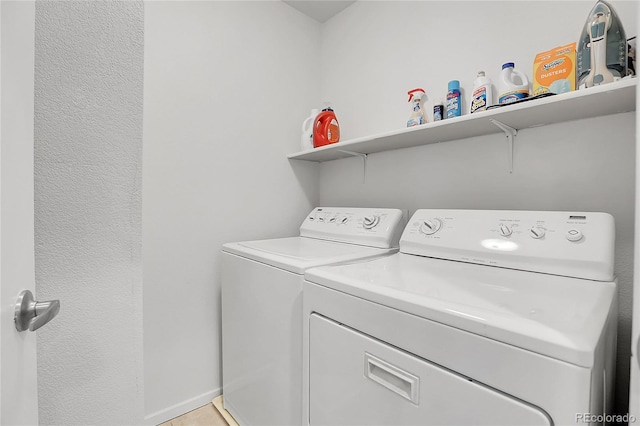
[364,352,419,404]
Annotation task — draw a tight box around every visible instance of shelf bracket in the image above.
[338,150,368,183]
[490,119,517,173]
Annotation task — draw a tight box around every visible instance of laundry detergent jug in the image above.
[313,106,340,148]
[498,62,530,104]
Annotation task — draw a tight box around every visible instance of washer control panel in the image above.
[300,207,406,249]
[401,209,615,281]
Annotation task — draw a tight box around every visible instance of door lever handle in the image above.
[14,290,60,332]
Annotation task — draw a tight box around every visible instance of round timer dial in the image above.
[420,218,442,235]
[529,227,545,239]
[499,224,513,237]
[363,215,380,229]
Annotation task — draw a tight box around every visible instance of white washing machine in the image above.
[221,207,406,426]
[303,209,618,425]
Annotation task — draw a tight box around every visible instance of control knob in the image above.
[566,229,583,242]
[363,215,380,230]
[419,218,442,235]
[529,227,545,239]
[499,224,513,237]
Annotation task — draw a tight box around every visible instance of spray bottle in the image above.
[406,88,427,127]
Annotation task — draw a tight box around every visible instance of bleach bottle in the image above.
[406,88,427,127]
[498,62,529,104]
[301,108,319,150]
[470,71,493,113]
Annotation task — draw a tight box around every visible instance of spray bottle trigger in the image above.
[407,88,426,102]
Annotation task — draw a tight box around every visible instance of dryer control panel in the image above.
[300,207,406,249]
[401,209,615,281]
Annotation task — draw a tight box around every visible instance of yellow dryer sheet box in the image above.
[532,42,576,95]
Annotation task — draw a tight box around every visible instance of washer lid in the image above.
[304,253,616,368]
[222,237,395,274]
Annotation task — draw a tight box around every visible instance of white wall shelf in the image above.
[288,78,637,163]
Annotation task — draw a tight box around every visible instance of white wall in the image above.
[320,0,637,139]
[1,1,38,424]
[34,1,145,424]
[142,2,320,422]
[316,0,637,415]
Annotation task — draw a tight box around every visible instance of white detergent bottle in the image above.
[301,108,319,150]
[470,71,493,113]
[498,62,530,105]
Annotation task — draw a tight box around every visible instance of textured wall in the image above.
[34,1,145,424]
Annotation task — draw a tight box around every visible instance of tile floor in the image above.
[159,403,229,426]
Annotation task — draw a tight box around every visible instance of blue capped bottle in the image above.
[498,62,529,104]
[446,80,462,118]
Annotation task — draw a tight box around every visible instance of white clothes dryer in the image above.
[303,209,618,426]
[221,207,406,426]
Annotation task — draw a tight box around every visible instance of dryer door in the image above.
[309,314,551,425]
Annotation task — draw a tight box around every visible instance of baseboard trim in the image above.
[212,395,239,426]
[144,388,221,425]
